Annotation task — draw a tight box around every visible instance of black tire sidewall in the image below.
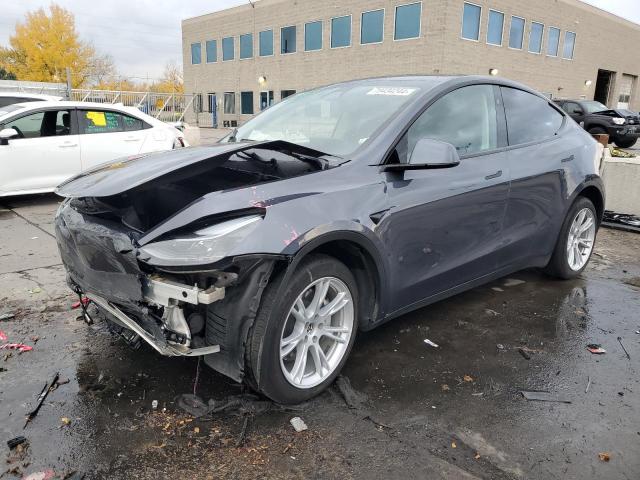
[552,197,597,278]
[613,137,637,149]
[252,255,359,404]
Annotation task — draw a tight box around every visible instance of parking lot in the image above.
[1,193,639,479]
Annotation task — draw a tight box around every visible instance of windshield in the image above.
[582,101,608,114]
[226,84,422,156]
[0,104,25,120]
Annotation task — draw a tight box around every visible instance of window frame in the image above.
[222,36,235,61]
[486,9,505,47]
[223,92,236,115]
[1,107,79,138]
[528,21,544,54]
[304,20,323,52]
[259,29,274,57]
[240,91,254,115]
[205,39,217,63]
[394,1,423,42]
[239,33,254,60]
[460,2,482,42]
[330,14,352,49]
[562,30,576,60]
[190,42,202,65]
[546,26,561,57]
[360,8,385,46]
[508,15,526,50]
[280,25,297,55]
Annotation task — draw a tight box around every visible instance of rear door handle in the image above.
[58,143,78,148]
[561,155,575,163]
[124,137,141,142]
[484,170,502,180]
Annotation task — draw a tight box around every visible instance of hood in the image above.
[57,140,347,233]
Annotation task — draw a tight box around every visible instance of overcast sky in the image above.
[0,0,638,81]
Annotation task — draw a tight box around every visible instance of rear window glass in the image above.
[79,110,147,134]
[501,87,564,145]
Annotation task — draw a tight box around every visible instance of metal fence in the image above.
[69,89,196,123]
[0,79,68,97]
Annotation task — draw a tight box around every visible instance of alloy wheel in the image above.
[566,207,596,271]
[279,277,354,389]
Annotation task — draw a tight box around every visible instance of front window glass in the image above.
[331,15,351,48]
[305,21,322,51]
[582,101,608,113]
[228,83,425,157]
[529,22,543,53]
[222,37,235,61]
[509,16,525,49]
[563,31,576,59]
[240,33,253,59]
[487,10,504,45]
[361,10,384,44]
[547,27,560,56]
[191,43,201,65]
[461,3,481,41]
[5,110,71,138]
[406,85,498,157]
[259,30,274,56]
[395,2,422,40]
[281,26,297,54]
[502,87,563,145]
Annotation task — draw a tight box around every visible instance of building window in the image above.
[486,10,504,46]
[240,33,253,59]
[305,21,323,51]
[547,27,560,56]
[562,31,576,59]
[207,93,216,113]
[509,16,525,49]
[331,15,351,48]
[260,91,274,110]
[223,92,236,114]
[281,90,296,99]
[528,22,543,53]
[205,40,217,63]
[395,2,421,40]
[241,91,254,115]
[190,42,201,65]
[222,37,234,61]
[361,9,384,44]
[259,30,274,56]
[193,93,203,113]
[281,26,297,54]
[461,3,481,41]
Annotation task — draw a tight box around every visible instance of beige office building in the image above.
[182,0,640,127]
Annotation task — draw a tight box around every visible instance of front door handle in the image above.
[484,170,502,180]
[58,143,78,148]
[124,137,141,142]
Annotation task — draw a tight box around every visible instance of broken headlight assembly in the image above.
[612,117,626,125]
[138,215,262,267]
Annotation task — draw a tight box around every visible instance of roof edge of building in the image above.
[567,0,640,30]
[182,0,285,26]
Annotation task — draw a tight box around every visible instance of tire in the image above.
[246,254,358,404]
[544,197,598,279]
[613,137,637,149]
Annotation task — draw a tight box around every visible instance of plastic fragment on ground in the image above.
[423,339,439,348]
[587,344,606,354]
[290,417,308,432]
[521,391,571,403]
[0,342,33,352]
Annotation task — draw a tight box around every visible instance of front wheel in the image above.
[613,137,638,149]
[544,197,598,279]
[246,254,358,404]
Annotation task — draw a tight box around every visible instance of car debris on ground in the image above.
[617,337,631,359]
[290,417,308,432]
[423,339,439,348]
[587,344,607,354]
[520,391,572,403]
[24,372,60,428]
[0,312,15,321]
[602,210,640,233]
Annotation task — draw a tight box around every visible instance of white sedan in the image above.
[0,101,188,196]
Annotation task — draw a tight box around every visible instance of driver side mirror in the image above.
[383,138,460,172]
[0,128,18,146]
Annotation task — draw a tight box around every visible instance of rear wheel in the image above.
[246,254,358,404]
[544,197,598,279]
[613,137,637,149]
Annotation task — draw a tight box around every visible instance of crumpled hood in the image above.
[55,142,258,198]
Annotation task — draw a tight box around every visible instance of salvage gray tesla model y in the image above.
[55,76,604,403]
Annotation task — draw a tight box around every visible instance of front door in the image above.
[0,108,80,194]
[380,84,510,312]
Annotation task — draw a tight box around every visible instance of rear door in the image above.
[500,87,578,267]
[381,84,511,312]
[0,108,80,194]
[77,109,148,169]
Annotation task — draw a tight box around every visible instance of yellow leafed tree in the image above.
[0,4,114,87]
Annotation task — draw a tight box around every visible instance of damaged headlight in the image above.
[612,118,626,125]
[138,215,261,266]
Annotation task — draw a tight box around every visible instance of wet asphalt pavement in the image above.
[1,194,639,480]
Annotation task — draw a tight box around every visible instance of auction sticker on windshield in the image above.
[367,87,417,96]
